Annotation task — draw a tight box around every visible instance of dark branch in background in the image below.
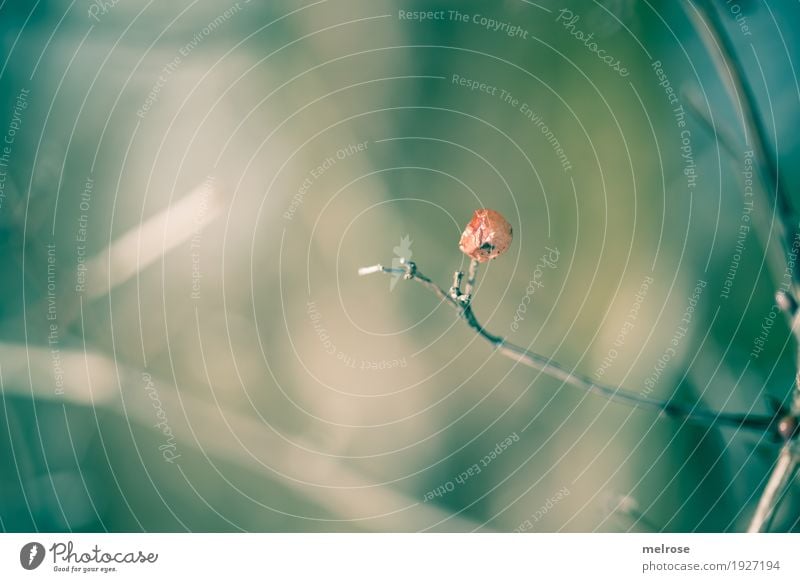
[683,87,742,162]
[358,259,782,436]
[686,0,800,291]
[685,0,800,532]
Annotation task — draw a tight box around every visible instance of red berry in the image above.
[459,209,513,262]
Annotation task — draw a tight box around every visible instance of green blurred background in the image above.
[1,0,800,532]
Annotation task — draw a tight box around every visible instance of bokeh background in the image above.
[2,0,800,532]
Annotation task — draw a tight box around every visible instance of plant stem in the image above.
[464,259,479,298]
[685,0,800,532]
[359,262,780,435]
[686,0,799,292]
[747,442,800,532]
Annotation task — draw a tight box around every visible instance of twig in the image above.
[683,86,742,161]
[358,261,782,435]
[464,259,479,299]
[450,270,464,301]
[748,441,800,532]
[747,296,800,532]
[686,0,799,292]
[684,0,800,532]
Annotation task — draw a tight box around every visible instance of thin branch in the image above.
[464,259,479,299]
[747,297,800,532]
[450,270,464,301]
[748,442,800,532]
[684,0,800,532]
[683,86,742,161]
[359,261,781,436]
[686,0,799,293]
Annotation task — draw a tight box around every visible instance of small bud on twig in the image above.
[778,415,800,442]
[776,290,799,317]
[450,271,463,300]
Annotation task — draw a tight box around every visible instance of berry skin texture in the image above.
[459,209,513,262]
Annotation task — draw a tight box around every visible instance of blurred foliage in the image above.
[1,0,800,532]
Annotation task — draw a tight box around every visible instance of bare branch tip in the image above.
[357,264,384,276]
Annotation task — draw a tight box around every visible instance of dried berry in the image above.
[459,209,513,262]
